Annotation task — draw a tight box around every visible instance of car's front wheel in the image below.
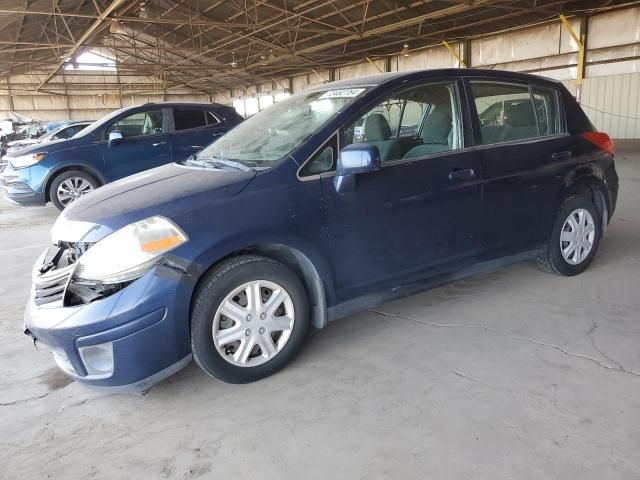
[538,195,602,276]
[191,255,309,383]
[49,170,99,210]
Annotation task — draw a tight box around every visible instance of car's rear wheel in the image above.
[50,170,98,210]
[191,255,309,383]
[537,195,602,276]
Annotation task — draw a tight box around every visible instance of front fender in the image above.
[38,147,106,196]
[191,232,337,309]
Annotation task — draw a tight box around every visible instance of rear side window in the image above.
[470,81,563,145]
[174,108,207,131]
[471,82,538,145]
[531,86,561,136]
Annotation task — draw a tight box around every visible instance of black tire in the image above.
[537,195,602,276]
[49,170,99,211]
[191,255,309,384]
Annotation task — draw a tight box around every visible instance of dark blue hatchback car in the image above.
[24,69,618,390]
[1,102,242,210]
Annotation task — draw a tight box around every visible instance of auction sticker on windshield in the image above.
[319,88,365,99]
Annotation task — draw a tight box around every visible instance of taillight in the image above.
[582,132,615,156]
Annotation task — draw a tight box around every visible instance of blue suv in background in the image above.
[0,102,243,209]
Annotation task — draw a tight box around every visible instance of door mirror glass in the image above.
[108,130,124,147]
[337,143,381,176]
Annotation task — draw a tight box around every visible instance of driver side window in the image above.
[106,110,164,140]
[342,81,462,163]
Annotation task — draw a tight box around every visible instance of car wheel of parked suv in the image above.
[50,170,99,210]
[538,195,602,276]
[191,255,309,383]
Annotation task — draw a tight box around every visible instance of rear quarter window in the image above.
[531,86,562,136]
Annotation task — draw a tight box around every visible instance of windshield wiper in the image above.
[208,156,255,172]
[181,154,254,172]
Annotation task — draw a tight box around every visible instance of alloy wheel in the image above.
[57,177,94,206]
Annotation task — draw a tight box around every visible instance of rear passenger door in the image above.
[170,108,227,161]
[466,79,573,256]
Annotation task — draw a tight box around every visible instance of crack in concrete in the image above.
[585,319,630,373]
[451,369,512,394]
[0,392,49,406]
[370,309,640,379]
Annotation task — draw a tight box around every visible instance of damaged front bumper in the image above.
[24,257,196,391]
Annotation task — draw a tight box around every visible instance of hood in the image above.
[55,163,256,243]
[7,138,37,147]
[4,137,77,157]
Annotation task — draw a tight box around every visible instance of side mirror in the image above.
[334,143,381,193]
[108,130,123,147]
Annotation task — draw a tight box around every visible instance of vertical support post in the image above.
[560,14,586,103]
[62,76,72,119]
[6,78,15,112]
[442,40,466,68]
[463,39,472,69]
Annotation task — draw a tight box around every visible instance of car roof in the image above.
[133,102,228,109]
[315,68,562,90]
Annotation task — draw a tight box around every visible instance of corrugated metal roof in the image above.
[0,0,632,94]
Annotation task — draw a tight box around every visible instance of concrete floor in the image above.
[1,144,639,480]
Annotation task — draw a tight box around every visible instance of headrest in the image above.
[365,113,391,141]
[422,108,452,144]
[507,102,536,127]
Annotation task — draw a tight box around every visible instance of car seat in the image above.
[402,108,453,158]
[364,113,405,162]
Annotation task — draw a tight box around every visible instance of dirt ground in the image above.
[1,143,639,479]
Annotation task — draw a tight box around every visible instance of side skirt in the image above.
[326,248,545,322]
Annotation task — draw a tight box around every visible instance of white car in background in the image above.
[5,121,92,155]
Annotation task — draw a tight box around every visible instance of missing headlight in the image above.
[65,278,132,306]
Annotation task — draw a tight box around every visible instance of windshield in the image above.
[197,87,366,166]
[39,126,68,142]
[38,129,54,140]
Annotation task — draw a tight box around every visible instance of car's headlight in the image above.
[9,152,46,168]
[74,216,188,283]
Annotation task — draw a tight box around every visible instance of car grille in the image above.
[33,264,75,306]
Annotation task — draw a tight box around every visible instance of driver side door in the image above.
[318,79,483,302]
[102,108,172,181]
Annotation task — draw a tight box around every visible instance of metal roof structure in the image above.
[0,0,634,95]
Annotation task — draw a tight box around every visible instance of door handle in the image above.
[448,168,475,182]
[552,150,572,160]
[191,145,204,149]
[152,141,167,147]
